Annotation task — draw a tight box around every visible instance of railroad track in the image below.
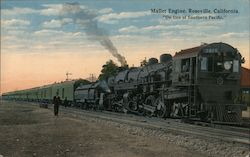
[11,101,250,146]
[57,105,250,146]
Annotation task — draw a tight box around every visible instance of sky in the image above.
[1,0,249,94]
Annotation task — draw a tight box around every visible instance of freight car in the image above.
[240,67,250,118]
[240,67,250,106]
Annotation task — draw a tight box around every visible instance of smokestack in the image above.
[60,2,127,66]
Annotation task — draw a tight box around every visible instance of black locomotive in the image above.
[74,42,245,124]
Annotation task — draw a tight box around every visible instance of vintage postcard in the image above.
[1,0,249,157]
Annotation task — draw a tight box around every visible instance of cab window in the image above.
[174,60,181,72]
[201,57,207,70]
[233,60,239,72]
[200,56,213,72]
[181,58,190,72]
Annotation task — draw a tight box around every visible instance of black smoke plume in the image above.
[60,2,127,66]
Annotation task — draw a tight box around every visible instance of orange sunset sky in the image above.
[1,0,249,94]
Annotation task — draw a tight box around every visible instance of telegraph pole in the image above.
[66,72,72,81]
[90,73,94,82]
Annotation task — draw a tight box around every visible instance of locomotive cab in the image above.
[172,47,198,85]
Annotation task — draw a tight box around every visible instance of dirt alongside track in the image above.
[0,101,207,157]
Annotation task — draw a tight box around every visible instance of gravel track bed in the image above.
[14,101,250,157]
[61,107,250,157]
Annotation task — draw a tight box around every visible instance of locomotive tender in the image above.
[2,42,246,124]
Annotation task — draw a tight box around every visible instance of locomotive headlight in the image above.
[224,61,232,70]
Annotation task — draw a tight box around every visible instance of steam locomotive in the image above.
[2,42,246,124]
[74,42,245,124]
